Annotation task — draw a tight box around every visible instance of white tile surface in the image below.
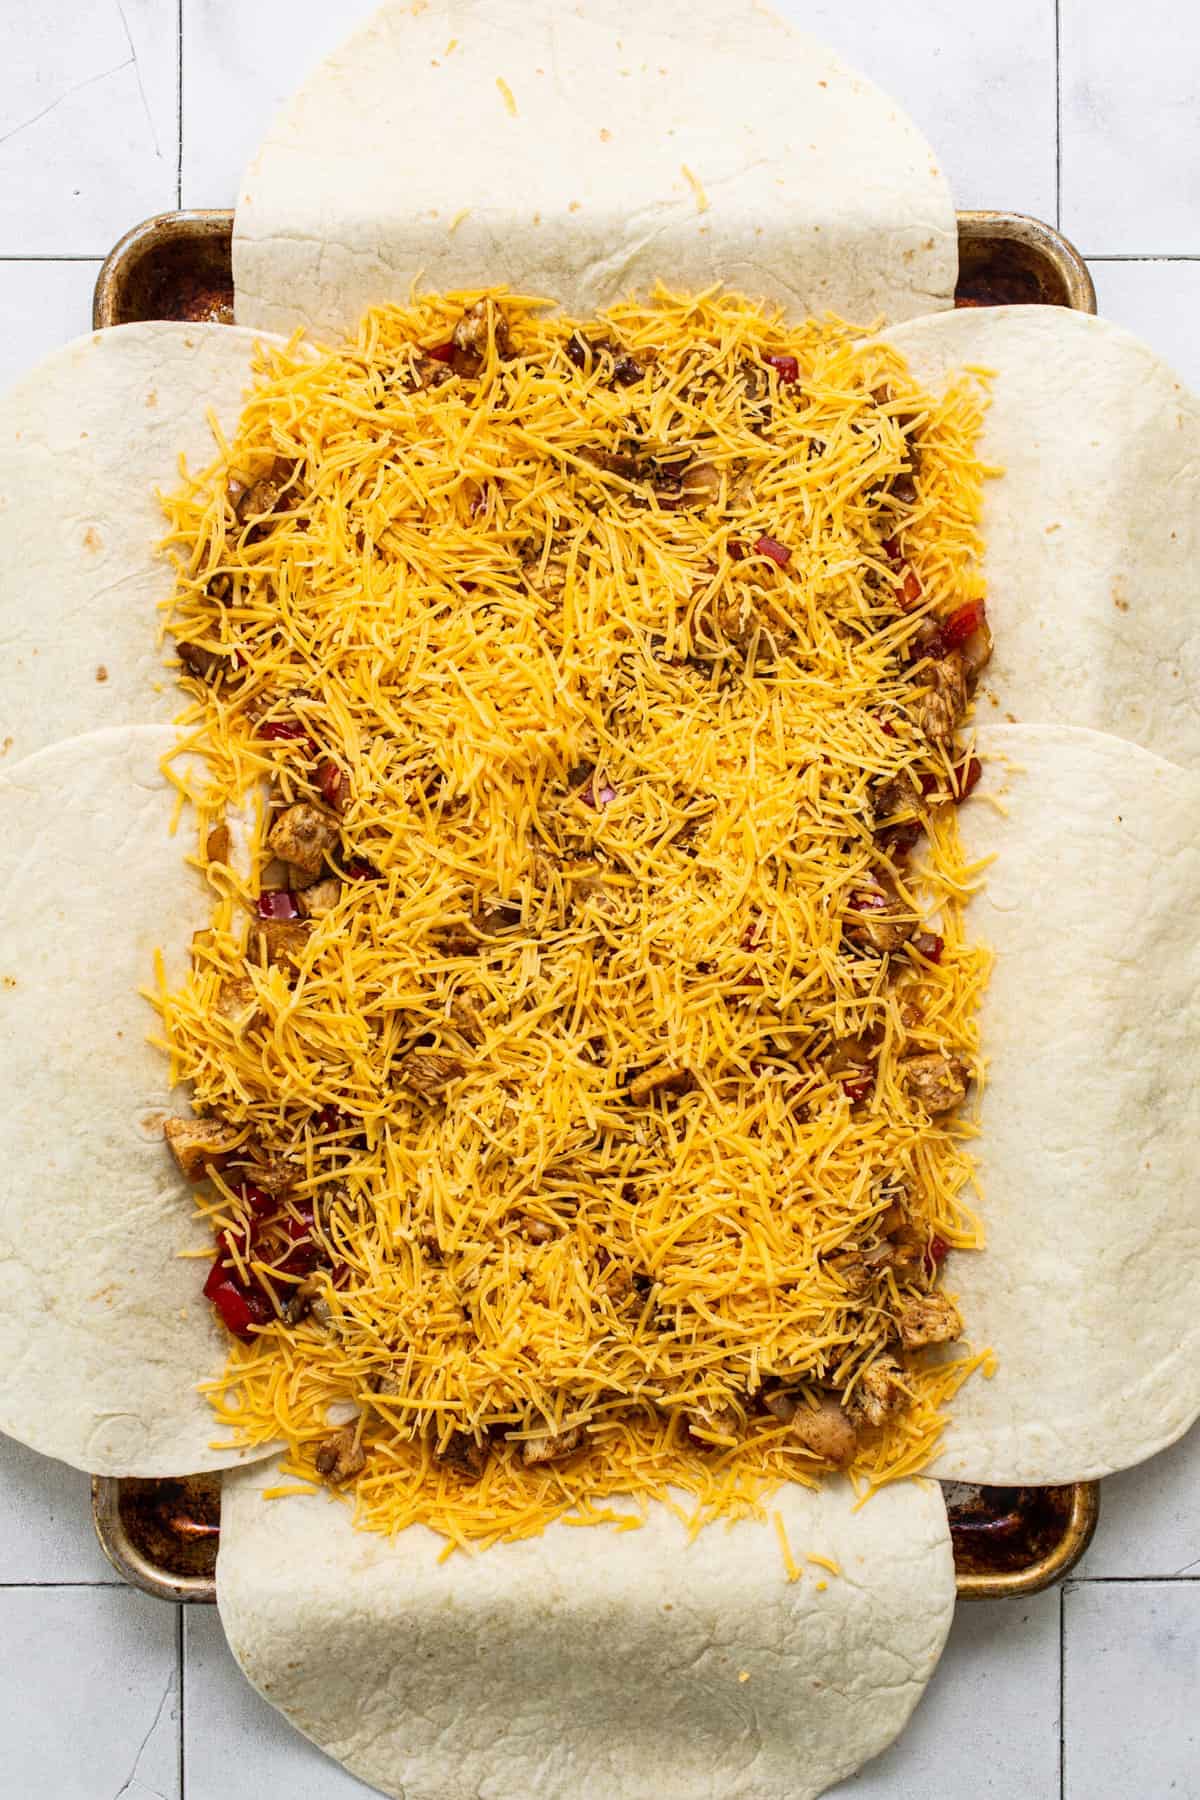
[1061,0,1200,254]
[181,0,374,205]
[0,1436,114,1583]
[184,1607,369,1799]
[1089,258,1200,393]
[0,1586,179,1799]
[0,261,99,391]
[1064,1581,1200,1798]
[1079,1425,1200,1581]
[835,1589,1061,1797]
[778,0,1057,222]
[0,0,177,256]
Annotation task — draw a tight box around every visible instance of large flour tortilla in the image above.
[0,322,280,764]
[0,725,270,1475]
[233,0,956,338]
[880,307,1200,764]
[931,723,1200,1483]
[218,1469,954,1800]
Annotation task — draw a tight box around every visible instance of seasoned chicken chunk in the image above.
[627,1062,693,1105]
[434,1429,488,1482]
[214,974,261,1033]
[400,1052,464,1099]
[313,1424,366,1484]
[919,651,967,744]
[791,1397,859,1469]
[163,1115,243,1180]
[845,881,916,954]
[267,802,339,876]
[896,1291,963,1351]
[520,1424,586,1466]
[901,1052,970,1115]
[451,299,511,375]
[849,1356,909,1428]
[252,917,312,971]
[683,1398,740,1445]
[296,875,341,919]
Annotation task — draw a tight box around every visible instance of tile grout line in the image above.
[1054,0,1062,230]
[178,1603,186,1800]
[176,0,184,209]
[1059,1584,1067,1800]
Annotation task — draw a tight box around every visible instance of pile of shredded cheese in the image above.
[155,289,993,1551]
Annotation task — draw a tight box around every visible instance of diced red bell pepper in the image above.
[952,757,983,802]
[897,569,923,610]
[754,534,792,568]
[728,538,748,562]
[259,720,316,755]
[842,1073,873,1102]
[312,1103,349,1134]
[762,352,799,384]
[317,760,348,810]
[740,917,764,950]
[913,931,945,963]
[881,535,903,564]
[203,1261,271,1339]
[256,889,300,920]
[426,340,456,363]
[343,856,378,880]
[235,1183,275,1214]
[924,1233,950,1278]
[941,600,986,650]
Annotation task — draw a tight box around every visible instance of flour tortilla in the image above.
[0,321,282,764]
[931,723,1200,1484]
[879,307,1200,765]
[0,725,272,1475]
[233,0,956,338]
[218,1468,954,1800]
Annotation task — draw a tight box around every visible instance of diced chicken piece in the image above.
[627,1062,693,1105]
[163,1114,244,1180]
[849,1356,909,1428]
[285,860,324,891]
[434,1429,488,1482]
[242,1153,297,1196]
[679,459,723,508]
[215,975,261,1034]
[896,1291,963,1351]
[520,1423,586,1466]
[683,1399,740,1445]
[761,1387,798,1425]
[519,1215,556,1244]
[313,1424,366,1484]
[790,1397,859,1470]
[451,299,511,375]
[267,802,339,877]
[296,875,341,919]
[400,1052,464,1099]
[845,882,916,954]
[175,639,221,683]
[236,461,297,523]
[872,769,922,825]
[284,1275,334,1327]
[901,1052,970,1115]
[448,992,487,1040]
[252,917,312,971]
[206,823,231,866]
[410,354,454,391]
[919,652,968,744]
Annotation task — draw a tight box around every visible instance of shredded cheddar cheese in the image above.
[153,288,992,1550]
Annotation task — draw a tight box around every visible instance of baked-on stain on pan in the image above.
[87,203,1099,1604]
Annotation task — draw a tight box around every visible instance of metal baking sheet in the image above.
[87,203,1100,1603]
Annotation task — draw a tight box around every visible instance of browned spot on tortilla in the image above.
[569,200,581,212]
[96,664,108,682]
[1113,577,1129,612]
[1005,711,1017,723]
[600,127,611,141]
[1045,522,1061,534]
[818,79,827,87]
[145,388,158,408]
[1,736,12,758]
[2,975,16,989]
[83,526,102,552]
